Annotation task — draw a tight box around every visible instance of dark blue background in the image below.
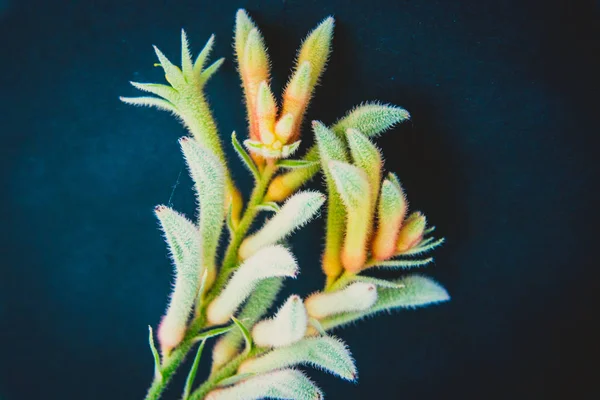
[1,0,598,399]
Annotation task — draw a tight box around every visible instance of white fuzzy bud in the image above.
[252,295,308,348]
[305,282,378,319]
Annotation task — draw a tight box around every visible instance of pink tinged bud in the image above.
[256,81,277,145]
[239,26,270,141]
[281,61,312,141]
[345,128,383,213]
[157,315,186,356]
[328,161,372,273]
[305,282,378,319]
[396,212,427,253]
[275,113,294,140]
[372,176,408,260]
[297,16,334,89]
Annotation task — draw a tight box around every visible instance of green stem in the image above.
[144,163,277,400]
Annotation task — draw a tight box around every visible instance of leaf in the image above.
[368,257,434,269]
[305,282,377,319]
[256,202,281,213]
[206,245,298,325]
[199,58,225,84]
[400,238,445,256]
[352,275,405,289]
[277,159,319,169]
[193,325,234,342]
[193,34,215,76]
[182,339,206,400]
[252,295,308,348]
[129,82,179,103]
[180,137,226,287]
[180,29,194,78]
[119,96,179,114]
[232,317,253,355]
[332,102,410,138]
[148,326,162,380]
[153,45,186,89]
[154,205,202,354]
[206,369,323,400]
[232,131,259,180]
[309,318,326,336]
[319,275,450,332]
[239,191,325,259]
[239,336,357,381]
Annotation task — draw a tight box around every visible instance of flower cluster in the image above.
[122,9,449,400]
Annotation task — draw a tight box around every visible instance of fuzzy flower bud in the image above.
[372,174,408,260]
[396,211,427,253]
[305,282,378,319]
[252,295,308,348]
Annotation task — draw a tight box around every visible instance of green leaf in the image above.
[231,316,253,355]
[154,205,201,353]
[239,336,357,381]
[153,45,186,89]
[369,257,433,269]
[400,238,445,256]
[148,326,162,380]
[205,369,323,400]
[119,96,179,114]
[277,159,319,169]
[352,275,405,289]
[226,203,235,236]
[180,137,226,284]
[199,57,225,84]
[320,275,450,331]
[193,325,234,342]
[256,201,281,213]
[180,29,194,78]
[216,373,256,388]
[232,132,259,179]
[182,339,206,400]
[309,318,327,336]
[332,102,410,138]
[193,34,215,77]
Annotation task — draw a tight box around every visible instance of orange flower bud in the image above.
[396,212,427,253]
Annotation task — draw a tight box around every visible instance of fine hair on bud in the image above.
[252,295,308,348]
[305,282,377,319]
[206,245,298,325]
[239,191,325,259]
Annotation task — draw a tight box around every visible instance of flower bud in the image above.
[396,212,427,253]
[305,282,377,319]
